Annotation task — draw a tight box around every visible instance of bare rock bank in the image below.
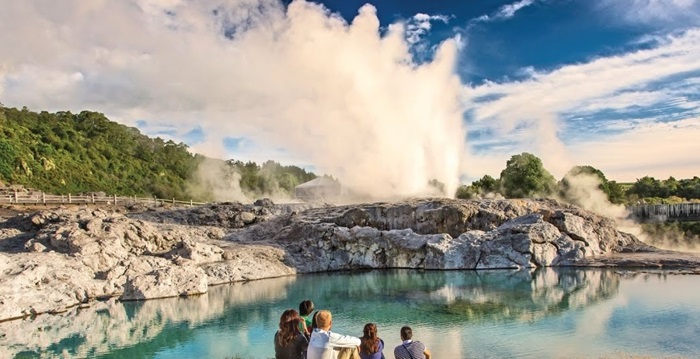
[1,198,698,322]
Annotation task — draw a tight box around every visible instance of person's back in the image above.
[393,326,430,359]
[274,330,308,359]
[274,310,309,359]
[299,299,315,334]
[359,323,384,359]
[306,310,361,359]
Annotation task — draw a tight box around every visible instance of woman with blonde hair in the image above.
[359,323,384,359]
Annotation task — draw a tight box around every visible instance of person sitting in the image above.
[359,323,385,359]
[274,309,309,359]
[307,310,362,359]
[299,299,315,334]
[393,326,431,359]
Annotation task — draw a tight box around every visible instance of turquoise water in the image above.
[2,269,700,358]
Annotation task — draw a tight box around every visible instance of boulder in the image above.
[0,252,97,321]
[121,258,209,300]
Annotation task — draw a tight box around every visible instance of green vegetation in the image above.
[454,152,700,241]
[455,152,700,205]
[225,159,316,199]
[559,165,626,204]
[625,176,700,204]
[499,152,557,198]
[0,106,315,201]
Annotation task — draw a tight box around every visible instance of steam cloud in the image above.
[0,0,467,200]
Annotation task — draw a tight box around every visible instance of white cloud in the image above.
[499,0,535,18]
[463,29,700,181]
[472,0,538,24]
[568,117,700,181]
[405,13,452,45]
[0,0,466,199]
[598,0,700,25]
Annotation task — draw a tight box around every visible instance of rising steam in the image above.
[209,1,467,199]
[557,171,700,252]
[0,0,467,201]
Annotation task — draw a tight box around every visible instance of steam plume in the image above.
[0,0,467,200]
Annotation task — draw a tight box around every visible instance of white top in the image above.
[306,328,361,359]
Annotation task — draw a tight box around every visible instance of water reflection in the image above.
[0,276,296,359]
[431,269,619,322]
[2,269,699,359]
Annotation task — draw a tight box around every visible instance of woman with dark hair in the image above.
[359,323,384,359]
[274,309,308,359]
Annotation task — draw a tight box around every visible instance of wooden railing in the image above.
[0,192,207,207]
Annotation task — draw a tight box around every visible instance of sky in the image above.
[1,0,699,197]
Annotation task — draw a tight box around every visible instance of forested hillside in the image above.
[0,106,315,200]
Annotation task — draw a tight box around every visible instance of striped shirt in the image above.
[393,340,426,359]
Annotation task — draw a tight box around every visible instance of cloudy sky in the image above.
[1,0,699,196]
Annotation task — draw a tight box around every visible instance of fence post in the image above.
[114,194,117,205]
[172,198,175,205]
[68,193,72,204]
[92,194,95,203]
[190,199,193,206]
[154,196,157,205]
[42,192,46,205]
[13,190,17,204]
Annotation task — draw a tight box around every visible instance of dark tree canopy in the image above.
[627,175,700,201]
[455,175,500,199]
[499,152,556,198]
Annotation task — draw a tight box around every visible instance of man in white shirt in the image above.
[307,310,361,359]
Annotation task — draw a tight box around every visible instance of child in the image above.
[298,300,314,334]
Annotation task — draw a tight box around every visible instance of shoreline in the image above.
[2,198,700,323]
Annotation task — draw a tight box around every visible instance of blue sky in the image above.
[0,0,699,194]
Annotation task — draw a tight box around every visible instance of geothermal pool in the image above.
[2,269,700,359]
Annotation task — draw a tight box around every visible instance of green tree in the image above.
[559,165,625,204]
[677,177,700,200]
[455,184,477,199]
[606,180,626,204]
[454,175,501,199]
[499,152,556,198]
[0,139,17,179]
[473,175,499,193]
[628,176,662,198]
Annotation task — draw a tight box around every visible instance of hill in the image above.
[0,106,315,200]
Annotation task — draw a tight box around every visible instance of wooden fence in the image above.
[0,192,207,207]
[628,203,700,222]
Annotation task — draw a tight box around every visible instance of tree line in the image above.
[454,152,700,204]
[0,106,315,201]
[2,106,696,205]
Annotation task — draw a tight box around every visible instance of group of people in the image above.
[274,300,432,359]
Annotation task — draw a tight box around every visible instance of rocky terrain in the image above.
[1,198,699,322]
